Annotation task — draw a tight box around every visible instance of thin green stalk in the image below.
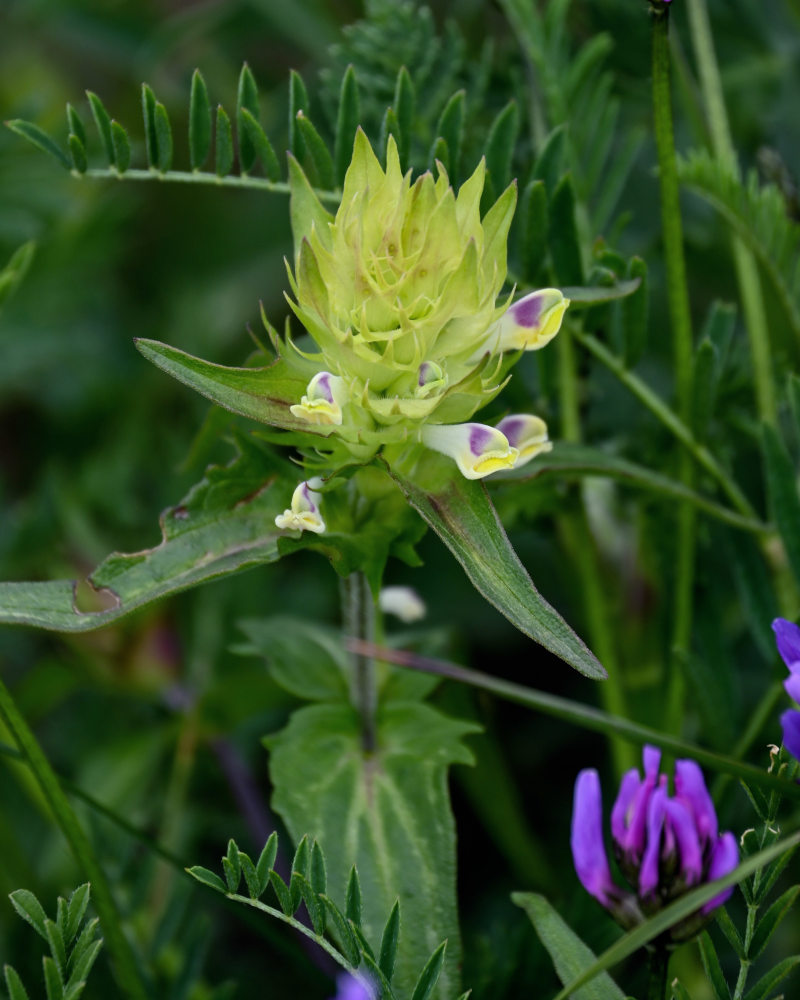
[345,639,800,799]
[78,167,341,203]
[686,0,777,424]
[342,572,377,752]
[0,676,150,999]
[558,327,634,774]
[652,7,698,737]
[574,330,756,518]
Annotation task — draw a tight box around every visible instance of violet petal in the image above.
[674,759,718,846]
[571,769,617,907]
[639,787,667,897]
[664,798,703,886]
[701,832,739,914]
[773,618,800,671]
[780,708,800,762]
[610,770,641,846]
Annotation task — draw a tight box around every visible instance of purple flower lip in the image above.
[570,746,738,937]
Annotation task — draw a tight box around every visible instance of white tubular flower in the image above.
[274,479,326,534]
[421,422,519,480]
[289,371,348,426]
[378,586,427,623]
[496,414,552,469]
[491,289,569,352]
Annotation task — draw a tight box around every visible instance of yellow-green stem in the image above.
[0,675,150,999]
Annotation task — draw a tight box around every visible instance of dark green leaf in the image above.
[5,120,70,169]
[700,933,731,1000]
[65,939,102,994]
[141,83,158,168]
[154,102,173,172]
[379,901,400,982]
[0,440,293,631]
[349,919,375,960]
[241,856,260,899]
[4,966,31,1000]
[268,870,294,915]
[388,454,604,679]
[45,919,67,980]
[560,278,641,307]
[256,833,279,897]
[43,957,63,1000]
[621,256,648,367]
[512,893,626,1000]
[269,702,476,998]
[215,105,233,177]
[380,107,401,169]
[435,90,465,181]
[749,884,800,960]
[742,955,800,1000]
[518,179,547,284]
[223,840,242,893]
[532,124,566,195]
[410,941,447,1000]
[690,339,718,439]
[186,867,227,894]
[762,422,800,587]
[66,103,86,146]
[549,174,584,286]
[294,872,326,935]
[345,867,362,927]
[311,841,327,897]
[236,63,260,173]
[393,66,415,172]
[69,918,99,970]
[670,982,693,1000]
[288,69,309,159]
[110,122,130,173]
[239,108,280,181]
[0,240,36,313]
[86,91,114,165]
[296,112,335,191]
[484,101,518,192]
[701,300,736,370]
[320,896,361,967]
[335,65,360,186]
[189,69,212,170]
[429,137,450,175]
[9,889,48,941]
[290,835,310,912]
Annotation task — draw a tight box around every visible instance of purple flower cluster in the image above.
[571,746,738,938]
[774,617,800,760]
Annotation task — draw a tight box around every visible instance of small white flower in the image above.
[290,371,348,426]
[489,288,569,353]
[379,586,427,623]
[421,422,518,479]
[496,414,552,468]
[275,479,326,534]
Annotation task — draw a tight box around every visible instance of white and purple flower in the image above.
[274,479,326,534]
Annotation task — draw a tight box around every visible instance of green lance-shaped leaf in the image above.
[410,941,447,1000]
[0,440,294,632]
[380,107,401,168]
[434,90,465,181]
[387,454,605,679]
[532,123,566,196]
[267,701,478,1000]
[65,938,103,994]
[560,277,641,307]
[4,966,30,1000]
[0,240,36,314]
[110,121,130,174]
[154,101,173,172]
[742,955,800,1000]
[762,422,800,587]
[10,890,49,940]
[186,866,227,894]
[215,105,234,176]
[141,83,158,167]
[428,137,450,176]
[621,255,648,367]
[5,120,70,169]
[236,62,260,173]
[698,932,730,1000]
[240,855,260,899]
[239,108,280,181]
[518,178,547,284]
[379,901,401,982]
[64,885,90,947]
[320,896,361,967]
[134,338,317,432]
[269,870,294,916]
[296,112,334,191]
[484,100,518,193]
[345,866,362,927]
[223,839,242,893]
[748,884,800,961]
[393,65,415,172]
[45,918,67,980]
[335,64,360,186]
[311,840,327,897]
[288,69,309,159]
[549,173,584,286]
[189,69,212,170]
[256,832,279,896]
[42,957,63,1000]
[86,91,114,166]
[690,338,718,440]
[66,103,86,147]
[290,835,311,912]
[512,893,626,1000]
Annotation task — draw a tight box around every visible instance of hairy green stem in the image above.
[686,0,776,424]
[574,330,756,518]
[0,676,150,999]
[652,8,697,737]
[77,167,341,203]
[558,327,634,774]
[342,572,377,752]
[345,640,800,799]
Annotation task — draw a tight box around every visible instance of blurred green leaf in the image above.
[5,120,70,169]
[0,240,36,314]
[86,91,114,166]
[110,121,131,174]
[141,83,158,168]
[549,174,584,286]
[335,65,360,186]
[215,105,234,177]
[236,63,260,174]
[239,108,280,181]
[189,68,212,171]
[762,422,800,586]
[484,100,518,193]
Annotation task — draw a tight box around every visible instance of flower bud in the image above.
[274,479,326,534]
[420,422,519,480]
